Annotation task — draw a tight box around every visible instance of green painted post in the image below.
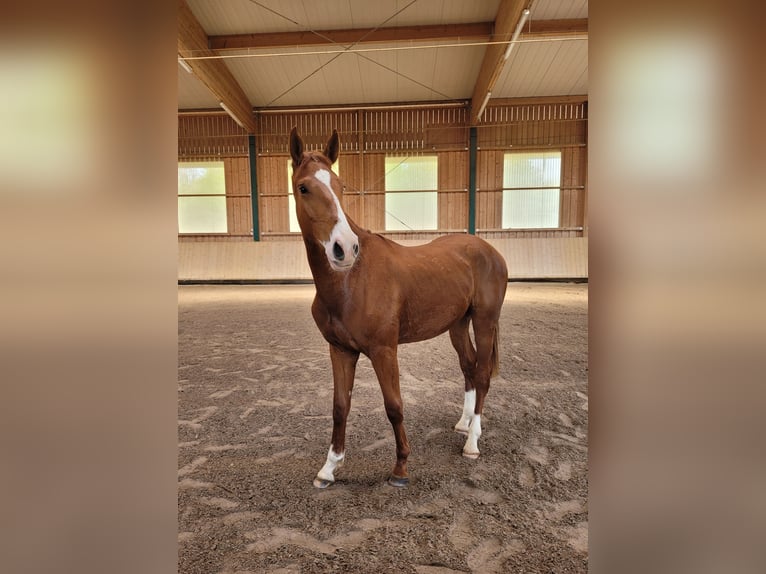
[248,135,260,241]
[468,126,477,235]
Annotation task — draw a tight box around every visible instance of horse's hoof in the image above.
[462,450,480,460]
[454,426,469,436]
[313,477,334,489]
[387,475,410,488]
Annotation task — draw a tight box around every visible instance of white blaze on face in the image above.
[314,168,359,270]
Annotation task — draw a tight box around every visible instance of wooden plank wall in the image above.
[178,113,248,159]
[258,110,361,154]
[179,241,312,280]
[345,153,387,232]
[254,105,472,239]
[178,237,587,280]
[178,97,587,243]
[224,157,252,235]
[438,151,469,231]
[474,146,587,235]
[474,99,588,238]
[477,100,587,149]
[362,154,386,231]
[258,155,289,234]
[560,146,587,229]
[476,150,505,230]
[179,114,253,238]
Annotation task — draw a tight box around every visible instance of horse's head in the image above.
[289,127,360,271]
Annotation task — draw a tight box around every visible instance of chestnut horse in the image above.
[289,128,508,488]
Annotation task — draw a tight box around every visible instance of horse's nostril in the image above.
[333,241,345,261]
[352,243,359,257]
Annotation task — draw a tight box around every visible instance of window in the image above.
[502,151,561,229]
[287,159,340,233]
[178,161,227,233]
[384,155,438,231]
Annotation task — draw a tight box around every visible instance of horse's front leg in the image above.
[369,346,411,487]
[314,344,359,488]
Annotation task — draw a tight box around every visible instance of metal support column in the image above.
[468,126,477,235]
[248,135,260,241]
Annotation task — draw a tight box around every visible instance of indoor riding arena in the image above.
[178,2,588,573]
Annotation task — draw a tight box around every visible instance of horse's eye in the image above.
[298,184,308,195]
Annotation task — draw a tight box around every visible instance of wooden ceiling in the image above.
[178,0,587,129]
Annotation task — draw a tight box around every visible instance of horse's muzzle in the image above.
[326,232,359,271]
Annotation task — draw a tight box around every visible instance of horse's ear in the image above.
[323,129,339,165]
[289,127,303,168]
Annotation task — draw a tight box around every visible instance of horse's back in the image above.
[426,234,507,285]
[405,233,507,314]
[358,234,503,343]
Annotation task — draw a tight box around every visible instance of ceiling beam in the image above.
[490,95,588,107]
[208,19,586,51]
[520,18,588,39]
[209,22,494,51]
[469,0,528,125]
[178,0,257,133]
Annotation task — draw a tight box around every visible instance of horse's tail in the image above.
[491,324,500,378]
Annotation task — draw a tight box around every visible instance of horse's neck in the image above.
[301,236,331,280]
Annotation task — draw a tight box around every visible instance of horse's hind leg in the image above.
[449,314,477,435]
[314,344,359,488]
[460,314,499,459]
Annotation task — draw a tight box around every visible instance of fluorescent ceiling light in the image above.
[220,101,248,130]
[477,91,492,120]
[178,57,193,74]
[503,8,531,61]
